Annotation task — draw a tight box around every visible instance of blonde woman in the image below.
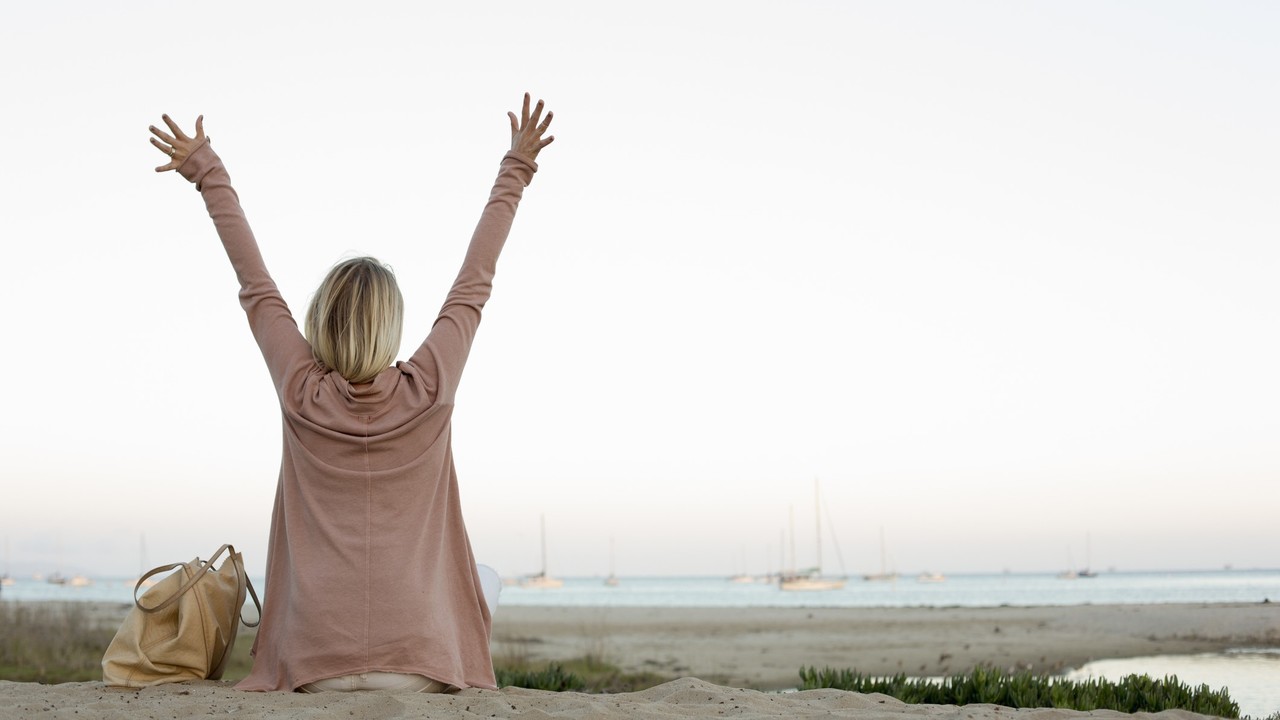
[149,94,554,692]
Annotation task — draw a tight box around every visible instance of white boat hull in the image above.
[780,576,847,591]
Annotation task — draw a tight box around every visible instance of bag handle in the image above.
[135,543,263,627]
[231,547,263,628]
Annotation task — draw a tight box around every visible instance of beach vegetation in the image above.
[0,603,119,683]
[493,655,669,693]
[0,602,255,684]
[799,665,1242,717]
[494,662,586,692]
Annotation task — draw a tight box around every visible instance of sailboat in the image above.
[780,479,847,591]
[1,538,14,586]
[131,534,157,589]
[520,515,563,589]
[862,527,899,581]
[727,545,753,583]
[1060,536,1098,579]
[604,537,620,587]
[1077,533,1098,578]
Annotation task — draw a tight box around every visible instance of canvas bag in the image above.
[102,543,261,687]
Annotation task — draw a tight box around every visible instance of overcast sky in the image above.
[2,1,1276,579]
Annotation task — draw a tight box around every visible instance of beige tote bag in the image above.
[102,543,261,688]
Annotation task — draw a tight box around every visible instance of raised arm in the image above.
[150,114,312,392]
[408,94,555,404]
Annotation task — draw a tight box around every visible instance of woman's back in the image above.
[150,95,554,691]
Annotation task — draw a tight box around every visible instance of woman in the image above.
[148,94,554,692]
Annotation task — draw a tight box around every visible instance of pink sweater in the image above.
[177,140,538,691]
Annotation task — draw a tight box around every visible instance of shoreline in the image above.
[7,600,1277,690]
[2,601,1276,719]
[492,602,1280,689]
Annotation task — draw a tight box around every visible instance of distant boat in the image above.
[131,534,157,589]
[780,479,847,591]
[863,527,899,582]
[1,538,12,586]
[727,544,753,583]
[917,572,946,583]
[69,575,91,587]
[520,514,563,589]
[604,538,620,587]
[521,572,563,589]
[46,572,66,585]
[781,573,847,591]
[1076,534,1098,578]
[1059,540,1097,579]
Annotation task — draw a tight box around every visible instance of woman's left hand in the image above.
[149,114,205,172]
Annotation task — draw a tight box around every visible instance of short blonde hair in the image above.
[304,257,405,384]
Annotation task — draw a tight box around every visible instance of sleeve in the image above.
[407,151,538,404]
[178,140,314,392]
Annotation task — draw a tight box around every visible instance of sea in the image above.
[4,569,1278,717]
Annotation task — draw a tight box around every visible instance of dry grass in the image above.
[0,602,255,684]
[1,602,660,692]
[491,625,668,693]
[0,603,120,683]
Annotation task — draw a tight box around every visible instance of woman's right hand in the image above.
[508,93,555,160]
[150,114,205,173]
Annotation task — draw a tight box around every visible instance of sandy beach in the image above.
[493,603,1280,690]
[0,676,1239,720]
[1,601,1275,719]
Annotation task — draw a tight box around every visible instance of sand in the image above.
[2,602,1276,719]
[493,603,1280,689]
[0,677,1234,720]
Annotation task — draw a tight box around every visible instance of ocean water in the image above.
[1067,650,1280,719]
[497,570,1280,608]
[3,568,1279,607]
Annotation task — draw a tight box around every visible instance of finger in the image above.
[195,114,205,140]
[521,92,530,127]
[154,161,176,173]
[508,111,519,136]
[149,125,177,145]
[538,135,555,149]
[149,137,175,156]
[162,113,188,141]
[537,111,553,134]
[529,99,544,131]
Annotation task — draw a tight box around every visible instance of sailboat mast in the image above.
[788,505,796,574]
[540,514,548,577]
[778,530,785,578]
[814,478,822,575]
[879,526,887,576]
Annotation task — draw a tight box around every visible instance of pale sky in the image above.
[1,2,1276,579]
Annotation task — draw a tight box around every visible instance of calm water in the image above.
[3,568,1279,607]
[1067,650,1280,719]
[498,570,1280,608]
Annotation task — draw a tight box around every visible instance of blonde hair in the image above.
[304,257,405,384]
